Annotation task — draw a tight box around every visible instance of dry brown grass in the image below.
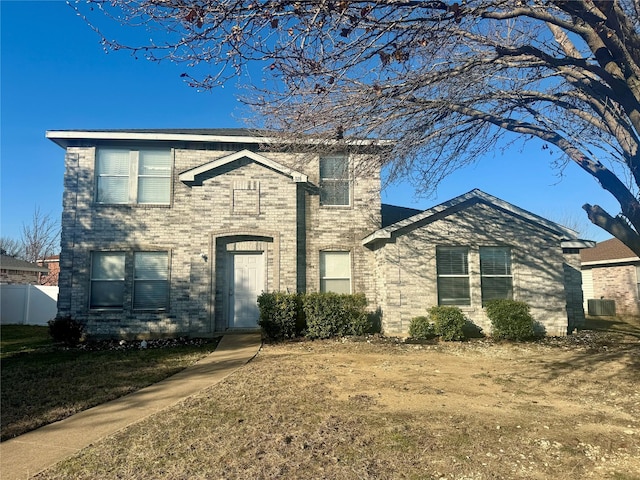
[36,328,640,480]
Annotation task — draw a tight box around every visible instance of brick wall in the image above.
[58,144,380,338]
[587,263,640,317]
[372,202,571,336]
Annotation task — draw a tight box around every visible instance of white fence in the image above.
[0,285,59,325]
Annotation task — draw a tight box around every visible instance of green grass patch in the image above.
[1,325,53,358]
[1,331,220,441]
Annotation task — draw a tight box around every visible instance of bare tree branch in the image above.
[74,0,640,252]
[21,208,60,264]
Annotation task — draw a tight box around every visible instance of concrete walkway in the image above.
[0,334,262,480]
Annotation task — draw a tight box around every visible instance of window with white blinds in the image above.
[134,252,169,310]
[320,251,351,293]
[90,252,125,309]
[480,246,513,304]
[436,247,470,305]
[319,156,350,206]
[96,148,171,204]
[96,149,130,204]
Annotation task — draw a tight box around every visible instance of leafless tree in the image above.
[21,208,60,264]
[74,0,640,254]
[0,237,23,257]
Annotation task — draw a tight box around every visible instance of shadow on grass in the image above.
[0,337,221,441]
[539,316,640,383]
[0,325,53,359]
[581,315,640,339]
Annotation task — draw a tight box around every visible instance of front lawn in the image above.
[0,325,220,441]
[35,330,640,480]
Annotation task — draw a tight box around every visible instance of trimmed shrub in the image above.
[257,292,303,341]
[340,293,371,336]
[485,299,536,341]
[48,316,84,346]
[302,293,370,339]
[429,306,467,341]
[408,316,436,339]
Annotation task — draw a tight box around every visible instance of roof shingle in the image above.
[580,237,638,263]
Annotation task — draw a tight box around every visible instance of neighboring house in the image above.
[581,238,640,318]
[38,255,60,286]
[0,255,49,285]
[47,129,592,338]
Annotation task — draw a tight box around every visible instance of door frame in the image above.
[226,251,265,329]
[211,232,280,333]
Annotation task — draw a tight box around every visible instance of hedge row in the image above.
[408,300,538,342]
[258,292,375,341]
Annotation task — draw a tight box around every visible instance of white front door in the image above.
[229,252,264,328]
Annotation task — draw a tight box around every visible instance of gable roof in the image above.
[581,237,639,265]
[178,149,308,184]
[0,255,49,273]
[363,189,582,247]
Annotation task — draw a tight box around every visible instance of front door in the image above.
[228,252,264,328]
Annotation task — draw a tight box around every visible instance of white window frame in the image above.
[436,246,470,306]
[319,155,350,207]
[320,251,352,294]
[95,148,172,205]
[133,251,170,311]
[89,251,125,310]
[480,246,513,305]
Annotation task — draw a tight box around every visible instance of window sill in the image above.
[93,203,171,209]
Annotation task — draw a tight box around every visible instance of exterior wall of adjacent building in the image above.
[369,202,572,336]
[0,269,43,285]
[57,144,380,338]
[583,262,640,318]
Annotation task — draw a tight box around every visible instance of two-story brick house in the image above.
[47,129,591,338]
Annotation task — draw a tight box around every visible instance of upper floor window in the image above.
[320,251,351,294]
[480,247,513,304]
[96,148,171,205]
[319,156,350,206]
[436,246,470,306]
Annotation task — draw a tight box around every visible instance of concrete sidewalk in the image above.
[0,333,262,480]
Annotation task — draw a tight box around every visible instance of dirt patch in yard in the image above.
[38,330,640,480]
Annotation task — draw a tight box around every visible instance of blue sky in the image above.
[1,0,619,246]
